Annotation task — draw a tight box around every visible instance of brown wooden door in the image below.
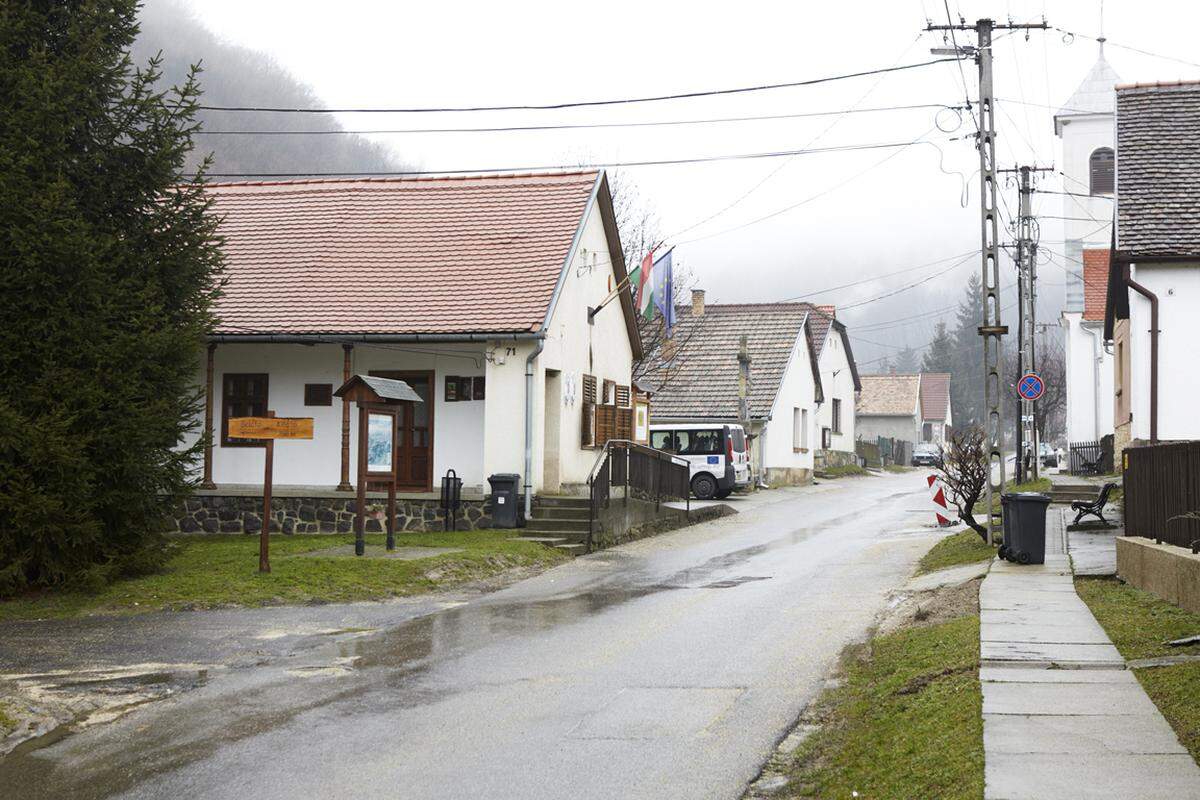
[370,371,434,491]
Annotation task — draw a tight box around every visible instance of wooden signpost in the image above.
[228,412,313,573]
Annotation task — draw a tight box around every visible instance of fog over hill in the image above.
[133,0,408,177]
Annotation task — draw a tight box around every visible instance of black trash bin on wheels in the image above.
[1003,492,1051,565]
[998,494,1014,561]
[487,473,524,528]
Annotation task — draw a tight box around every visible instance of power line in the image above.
[1055,28,1200,70]
[188,137,941,180]
[194,103,961,136]
[198,59,958,115]
[1034,189,1112,201]
[778,249,978,303]
[835,252,978,312]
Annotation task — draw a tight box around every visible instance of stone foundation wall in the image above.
[172,495,492,535]
[762,467,812,487]
[815,449,858,470]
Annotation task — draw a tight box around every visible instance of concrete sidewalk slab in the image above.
[980,510,1200,799]
[985,713,1188,755]
[983,681,1162,716]
[986,753,1200,800]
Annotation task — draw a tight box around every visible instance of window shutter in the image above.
[582,374,597,404]
[615,384,631,408]
[617,407,632,440]
[602,378,615,405]
[581,403,596,448]
[596,404,617,445]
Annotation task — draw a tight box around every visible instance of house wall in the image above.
[538,198,636,490]
[192,342,489,491]
[1062,311,1115,443]
[1125,262,1200,443]
[856,415,917,443]
[1059,114,1114,311]
[814,334,857,453]
[760,330,819,484]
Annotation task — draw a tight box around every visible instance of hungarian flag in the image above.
[628,251,655,320]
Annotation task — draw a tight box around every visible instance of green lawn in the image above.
[785,614,984,799]
[0,701,17,736]
[883,464,912,473]
[0,531,568,621]
[977,477,1053,516]
[1076,577,1200,761]
[916,530,996,575]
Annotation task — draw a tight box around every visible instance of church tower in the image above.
[1053,41,1120,311]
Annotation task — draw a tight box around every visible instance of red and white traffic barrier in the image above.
[927,474,953,526]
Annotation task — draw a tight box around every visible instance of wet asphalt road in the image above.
[1,473,939,800]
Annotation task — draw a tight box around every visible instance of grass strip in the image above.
[0,531,568,621]
[1077,576,1200,762]
[817,464,868,479]
[916,530,996,575]
[785,615,983,799]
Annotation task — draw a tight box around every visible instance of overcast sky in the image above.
[175,0,1200,366]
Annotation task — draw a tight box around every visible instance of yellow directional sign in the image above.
[228,416,314,440]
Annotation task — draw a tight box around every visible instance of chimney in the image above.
[691,289,706,316]
[817,304,835,319]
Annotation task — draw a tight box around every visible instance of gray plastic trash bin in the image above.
[1004,492,1051,565]
[487,473,523,528]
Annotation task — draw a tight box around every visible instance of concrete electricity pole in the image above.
[925,16,1047,544]
[1003,165,1054,483]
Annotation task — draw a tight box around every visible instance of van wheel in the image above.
[714,488,732,500]
[691,474,717,500]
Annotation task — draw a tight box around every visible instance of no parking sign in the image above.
[1017,372,1045,401]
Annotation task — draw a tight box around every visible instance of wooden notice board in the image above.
[228,416,314,440]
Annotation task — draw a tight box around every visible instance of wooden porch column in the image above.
[201,343,217,489]
[337,344,354,491]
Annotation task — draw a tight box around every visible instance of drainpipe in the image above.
[524,338,546,519]
[1124,263,1159,443]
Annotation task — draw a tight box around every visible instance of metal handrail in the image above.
[586,439,690,554]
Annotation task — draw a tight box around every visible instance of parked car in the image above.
[1039,443,1059,468]
[911,443,943,468]
[649,423,750,500]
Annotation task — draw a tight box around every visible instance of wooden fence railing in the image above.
[1124,441,1200,550]
[587,440,690,553]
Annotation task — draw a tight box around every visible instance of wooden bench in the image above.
[1071,482,1117,526]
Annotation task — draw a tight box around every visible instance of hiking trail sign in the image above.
[228,413,314,573]
[1017,372,1045,401]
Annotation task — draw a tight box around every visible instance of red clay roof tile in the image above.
[205,171,600,335]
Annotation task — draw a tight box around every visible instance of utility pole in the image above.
[1002,164,1053,484]
[926,16,1048,544]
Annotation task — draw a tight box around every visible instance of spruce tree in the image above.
[950,273,986,428]
[0,2,222,593]
[920,321,954,373]
[895,344,919,374]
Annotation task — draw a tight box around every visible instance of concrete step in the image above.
[554,543,587,556]
[507,536,569,545]
[535,495,591,509]
[524,516,590,532]
[523,528,589,543]
[529,506,590,521]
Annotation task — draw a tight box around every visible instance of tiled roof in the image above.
[1082,249,1110,321]
[1116,81,1200,258]
[647,303,820,420]
[918,372,951,422]
[206,171,603,335]
[798,304,862,391]
[857,374,920,417]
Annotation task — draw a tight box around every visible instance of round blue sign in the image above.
[1017,372,1045,401]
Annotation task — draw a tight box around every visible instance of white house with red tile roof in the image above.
[188,170,642,512]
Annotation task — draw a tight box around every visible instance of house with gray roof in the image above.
[1104,79,1200,450]
[856,372,952,448]
[646,292,840,486]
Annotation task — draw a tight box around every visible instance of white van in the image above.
[648,423,751,500]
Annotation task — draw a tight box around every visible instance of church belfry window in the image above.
[1090,147,1114,195]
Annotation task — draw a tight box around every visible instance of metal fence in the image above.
[1124,441,1200,549]
[587,440,690,553]
[1069,435,1114,475]
[858,436,914,468]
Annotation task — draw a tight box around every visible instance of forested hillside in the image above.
[133,0,407,177]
